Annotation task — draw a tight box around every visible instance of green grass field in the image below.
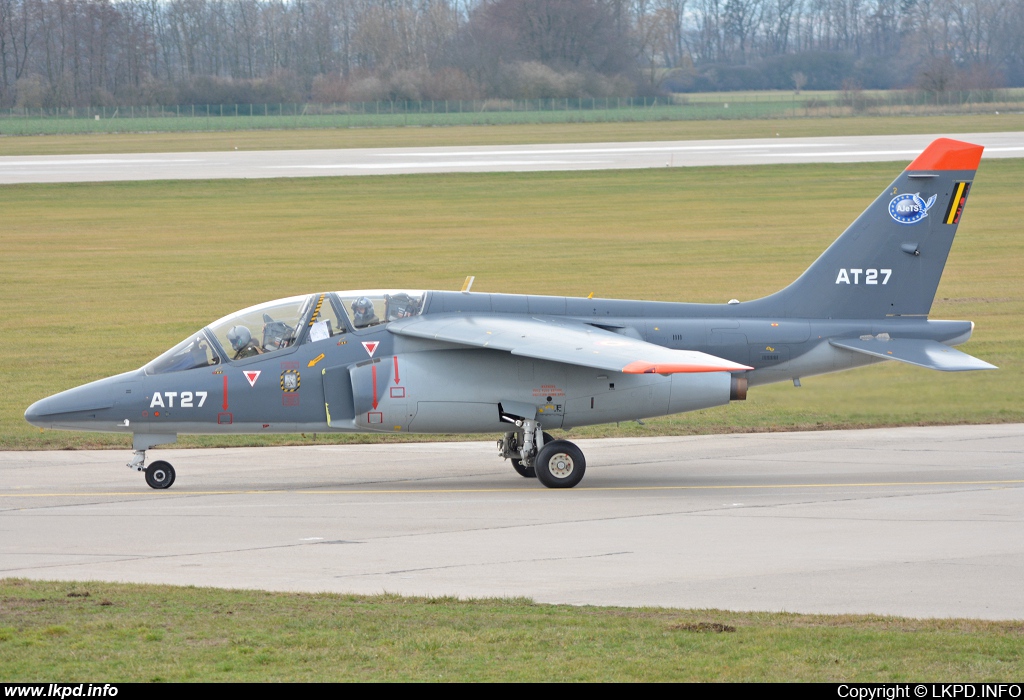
[4,100,806,136]
[2,579,1021,681]
[1,113,1023,155]
[2,88,1021,139]
[4,158,1021,449]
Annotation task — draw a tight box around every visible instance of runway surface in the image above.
[2,424,1022,619]
[2,131,1023,183]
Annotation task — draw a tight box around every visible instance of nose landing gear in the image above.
[144,461,176,489]
[128,435,179,490]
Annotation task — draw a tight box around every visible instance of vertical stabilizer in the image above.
[763,138,983,319]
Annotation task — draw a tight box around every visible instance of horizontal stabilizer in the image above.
[390,314,751,374]
[830,337,996,371]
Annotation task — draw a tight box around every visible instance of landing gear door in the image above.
[322,365,355,427]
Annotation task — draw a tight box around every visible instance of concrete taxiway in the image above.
[1,132,1023,184]
[2,424,1022,619]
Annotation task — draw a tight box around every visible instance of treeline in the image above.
[1,0,1021,109]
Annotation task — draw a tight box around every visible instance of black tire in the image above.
[145,461,176,490]
[511,459,535,478]
[534,440,586,489]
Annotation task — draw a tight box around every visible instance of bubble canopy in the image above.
[145,291,425,374]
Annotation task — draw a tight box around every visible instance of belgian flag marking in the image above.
[944,181,971,225]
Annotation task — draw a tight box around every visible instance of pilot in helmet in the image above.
[227,325,262,359]
[351,297,379,329]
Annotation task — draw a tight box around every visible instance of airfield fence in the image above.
[1,89,1022,135]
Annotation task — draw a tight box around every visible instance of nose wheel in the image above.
[128,447,177,490]
[144,461,176,489]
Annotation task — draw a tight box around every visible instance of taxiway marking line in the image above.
[2,479,1022,498]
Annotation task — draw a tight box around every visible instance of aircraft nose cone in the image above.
[24,392,84,428]
[24,397,49,427]
[23,371,136,429]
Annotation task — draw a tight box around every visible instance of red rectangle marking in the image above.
[390,386,406,398]
[367,412,383,424]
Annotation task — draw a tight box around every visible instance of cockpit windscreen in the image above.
[207,295,310,361]
[145,332,221,375]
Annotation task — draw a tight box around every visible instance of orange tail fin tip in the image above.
[907,138,984,171]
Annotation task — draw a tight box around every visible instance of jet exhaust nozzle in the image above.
[730,376,747,401]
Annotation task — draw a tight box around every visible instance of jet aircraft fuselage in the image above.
[25,138,996,489]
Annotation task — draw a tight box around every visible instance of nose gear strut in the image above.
[127,435,179,489]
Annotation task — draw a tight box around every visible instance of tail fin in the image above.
[764,138,983,319]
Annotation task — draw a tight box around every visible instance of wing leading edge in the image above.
[388,315,751,374]
[830,337,996,371]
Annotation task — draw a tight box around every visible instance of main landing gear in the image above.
[128,449,176,490]
[498,419,586,489]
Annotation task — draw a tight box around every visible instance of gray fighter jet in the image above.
[25,138,996,489]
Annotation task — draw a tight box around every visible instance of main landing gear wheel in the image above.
[145,461,176,490]
[511,432,554,478]
[534,440,586,489]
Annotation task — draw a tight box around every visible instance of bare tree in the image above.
[724,0,762,62]
[657,0,688,67]
[763,0,799,55]
[3,0,1024,108]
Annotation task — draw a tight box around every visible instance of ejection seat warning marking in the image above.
[244,370,261,387]
[281,370,300,392]
[362,341,379,357]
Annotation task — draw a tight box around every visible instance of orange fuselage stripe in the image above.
[621,361,751,374]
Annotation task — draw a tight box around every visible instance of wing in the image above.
[388,314,751,374]
[830,337,996,371]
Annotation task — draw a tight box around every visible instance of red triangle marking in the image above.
[362,341,379,358]
[244,370,261,387]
